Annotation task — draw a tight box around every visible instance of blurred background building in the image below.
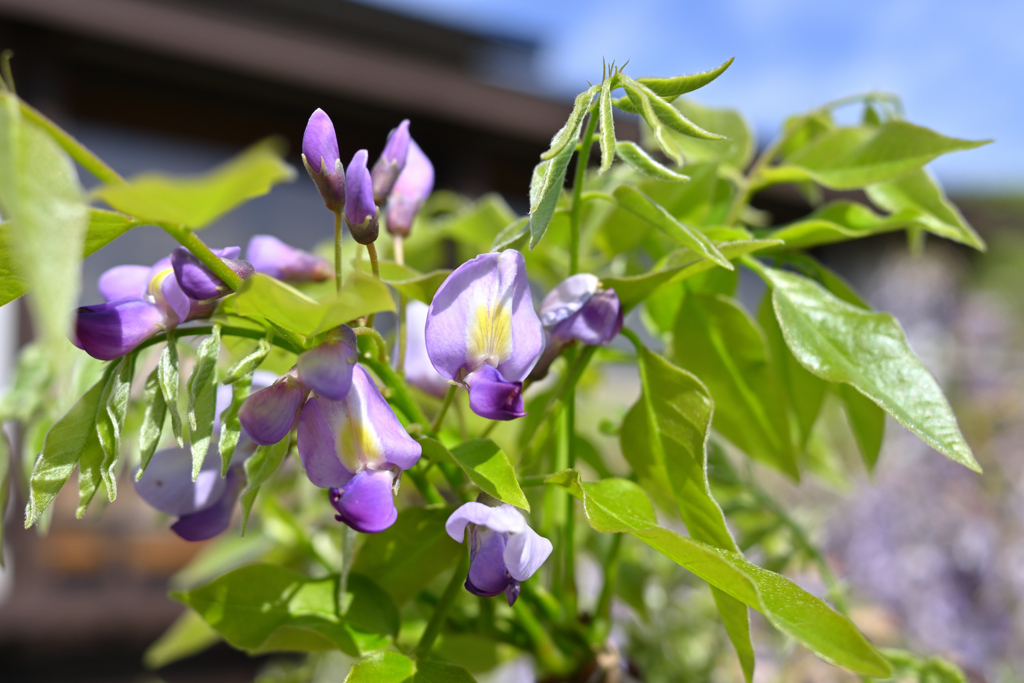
[0,0,1022,681]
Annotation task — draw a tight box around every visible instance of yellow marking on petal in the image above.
[148,268,174,299]
[467,301,512,370]
[336,393,384,472]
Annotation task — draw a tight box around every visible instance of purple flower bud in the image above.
[343,150,380,245]
[371,119,411,205]
[385,140,434,238]
[245,235,331,282]
[402,300,449,398]
[296,326,358,400]
[238,375,308,446]
[75,298,167,360]
[99,265,150,301]
[446,502,552,606]
[297,365,421,533]
[540,274,623,346]
[302,108,346,212]
[329,469,399,533]
[465,365,525,421]
[171,466,246,541]
[171,246,255,300]
[425,250,544,391]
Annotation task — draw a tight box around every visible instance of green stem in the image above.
[159,223,244,291]
[431,384,457,434]
[406,462,445,506]
[479,420,498,439]
[18,100,123,185]
[396,293,408,376]
[591,532,623,642]
[334,211,343,294]
[563,391,578,619]
[415,550,470,658]
[723,121,796,227]
[353,326,388,362]
[512,599,573,675]
[569,105,600,276]
[521,346,597,470]
[338,525,357,615]
[365,243,380,328]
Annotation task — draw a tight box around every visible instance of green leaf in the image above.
[619,80,683,164]
[0,92,88,360]
[761,122,989,190]
[143,609,221,670]
[187,327,221,480]
[635,58,735,101]
[387,269,451,304]
[96,352,136,501]
[540,85,597,161]
[159,336,184,447]
[673,294,798,478]
[528,138,575,250]
[172,564,397,657]
[761,267,979,472]
[615,141,689,182]
[662,100,754,170]
[836,383,885,472]
[352,507,461,605]
[624,78,726,141]
[25,371,108,527]
[866,169,985,250]
[547,470,891,678]
[345,651,477,683]
[219,374,251,476]
[234,272,394,340]
[765,200,910,251]
[491,216,529,252]
[138,366,167,479]
[424,438,529,510]
[626,344,754,680]
[612,186,732,270]
[240,436,289,533]
[222,336,271,384]
[94,139,296,229]
[604,239,781,312]
[598,79,615,175]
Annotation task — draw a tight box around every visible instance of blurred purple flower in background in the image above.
[446,502,552,605]
[371,118,410,204]
[401,300,449,398]
[385,140,434,238]
[245,235,331,283]
[301,108,346,213]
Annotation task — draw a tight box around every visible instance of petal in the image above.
[171,247,254,300]
[302,108,340,172]
[152,268,192,324]
[425,250,544,382]
[402,300,449,398]
[344,149,379,244]
[296,395,354,488]
[246,235,330,282]
[445,502,526,542]
[503,524,553,581]
[371,119,411,204]
[99,265,150,301]
[539,274,600,328]
[134,444,224,516]
[296,327,358,400]
[170,466,245,541]
[552,288,623,346]
[465,526,512,597]
[385,139,434,237]
[329,469,398,533]
[465,365,526,421]
[504,581,521,607]
[238,379,306,446]
[75,298,166,360]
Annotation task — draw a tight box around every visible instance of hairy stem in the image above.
[569,105,600,275]
[159,223,243,291]
[19,100,123,185]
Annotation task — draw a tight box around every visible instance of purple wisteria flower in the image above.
[171,246,255,300]
[344,149,380,245]
[238,372,308,446]
[302,108,346,212]
[539,274,623,346]
[245,235,331,283]
[296,365,421,533]
[385,140,434,238]
[401,300,449,398]
[76,248,248,361]
[446,502,553,606]
[371,119,410,205]
[296,326,358,400]
[425,250,544,420]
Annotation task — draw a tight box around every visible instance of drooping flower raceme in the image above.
[76,248,251,361]
[371,119,411,205]
[446,502,553,606]
[296,365,421,533]
[401,300,449,398]
[385,140,434,238]
[302,108,346,212]
[245,235,331,283]
[425,250,544,420]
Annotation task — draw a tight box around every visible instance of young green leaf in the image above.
[528,137,575,249]
[615,141,689,181]
[540,85,598,161]
[159,336,184,447]
[624,78,726,141]
[620,80,685,164]
[94,139,296,229]
[137,366,167,479]
[344,650,477,683]
[187,326,221,480]
[760,267,979,472]
[547,470,891,678]
[219,373,251,476]
[491,216,529,252]
[240,434,288,533]
[613,185,732,269]
[660,100,754,170]
[96,352,136,501]
[765,200,911,251]
[598,79,615,175]
[386,269,452,304]
[222,337,270,384]
[835,383,885,472]
[635,58,735,101]
[422,437,530,510]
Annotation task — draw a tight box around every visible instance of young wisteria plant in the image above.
[0,54,990,682]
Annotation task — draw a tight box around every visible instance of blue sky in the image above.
[361,0,1022,193]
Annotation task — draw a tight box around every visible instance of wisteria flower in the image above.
[385,139,434,238]
[344,149,380,245]
[302,108,346,212]
[401,300,449,398]
[371,119,411,204]
[245,235,331,283]
[425,250,544,420]
[539,273,623,346]
[446,502,553,606]
[296,365,421,533]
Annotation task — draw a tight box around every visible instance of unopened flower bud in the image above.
[371,119,410,205]
[302,109,346,212]
[386,140,434,238]
[296,326,358,400]
[344,150,379,245]
[171,246,254,301]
